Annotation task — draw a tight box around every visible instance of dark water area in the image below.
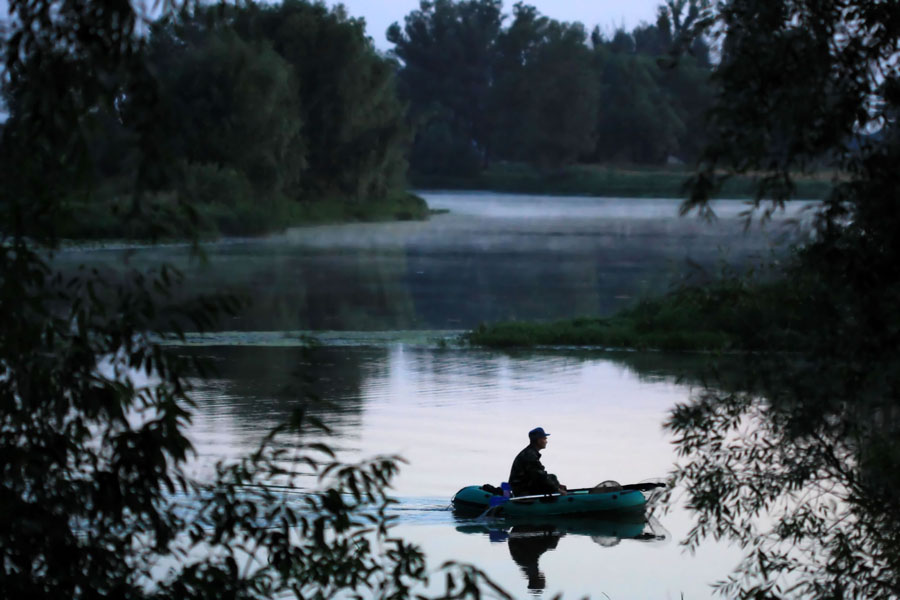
[58,193,813,331]
[65,193,813,597]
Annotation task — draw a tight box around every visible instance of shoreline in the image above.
[52,165,832,243]
[464,277,806,353]
[53,191,432,243]
[411,164,833,200]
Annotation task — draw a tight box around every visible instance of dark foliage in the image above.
[670,1,900,597]
[227,1,411,204]
[491,4,598,168]
[388,0,504,174]
[3,0,415,240]
[389,0,715,175]
[466,274,812,352]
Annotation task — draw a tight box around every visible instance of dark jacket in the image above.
[508,445,561,496]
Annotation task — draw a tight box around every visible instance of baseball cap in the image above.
[528,427,550,439]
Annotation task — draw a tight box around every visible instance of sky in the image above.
[0,0,663,51]
[331,0,664,50]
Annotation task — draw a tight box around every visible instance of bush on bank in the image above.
[466,275,809,352]
[56,186,430,240]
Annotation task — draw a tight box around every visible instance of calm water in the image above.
[180,342,740,599]
[61,192,813,330]
[65,193,813,598]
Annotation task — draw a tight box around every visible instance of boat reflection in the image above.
[454,514,669,593]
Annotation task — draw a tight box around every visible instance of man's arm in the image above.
[525,451,565,493]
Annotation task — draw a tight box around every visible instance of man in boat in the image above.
[508,427,567,496]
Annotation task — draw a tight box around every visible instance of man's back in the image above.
[508,445,550,496]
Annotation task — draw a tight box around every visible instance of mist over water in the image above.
[60,192,813,331]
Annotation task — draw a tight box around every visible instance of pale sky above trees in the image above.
[0,0,660,51]
[330,0,663,49]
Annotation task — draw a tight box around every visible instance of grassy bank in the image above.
[412,163,833,199]
[466,277,807,352]
[56,190,430,241]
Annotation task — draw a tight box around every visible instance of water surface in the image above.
[66,193,804,597]
[61,192,812,330]
[180,341,739,599]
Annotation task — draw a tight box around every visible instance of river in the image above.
[63,192,813,598]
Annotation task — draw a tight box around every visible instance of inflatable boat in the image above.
[451,481,665,518]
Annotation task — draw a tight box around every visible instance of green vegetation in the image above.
[3,0,420,240]
[466,275,808,351]
[665,0,900,598]
[390,0,718,178]
[467,315,732,351]
[55,189,429,240]
[413,162,833,199]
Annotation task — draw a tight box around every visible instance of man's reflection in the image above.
[454,515,669,594]
[506,524,561,592]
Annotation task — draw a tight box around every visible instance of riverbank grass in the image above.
[466,278,804,352]
[466,317,732,351]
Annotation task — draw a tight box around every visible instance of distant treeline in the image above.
[143,1,419,232]
[3,0,424,238]
[2,0,716,238]
[390,0,714,177]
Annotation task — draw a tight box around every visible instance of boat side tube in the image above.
[452,484,657,517]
